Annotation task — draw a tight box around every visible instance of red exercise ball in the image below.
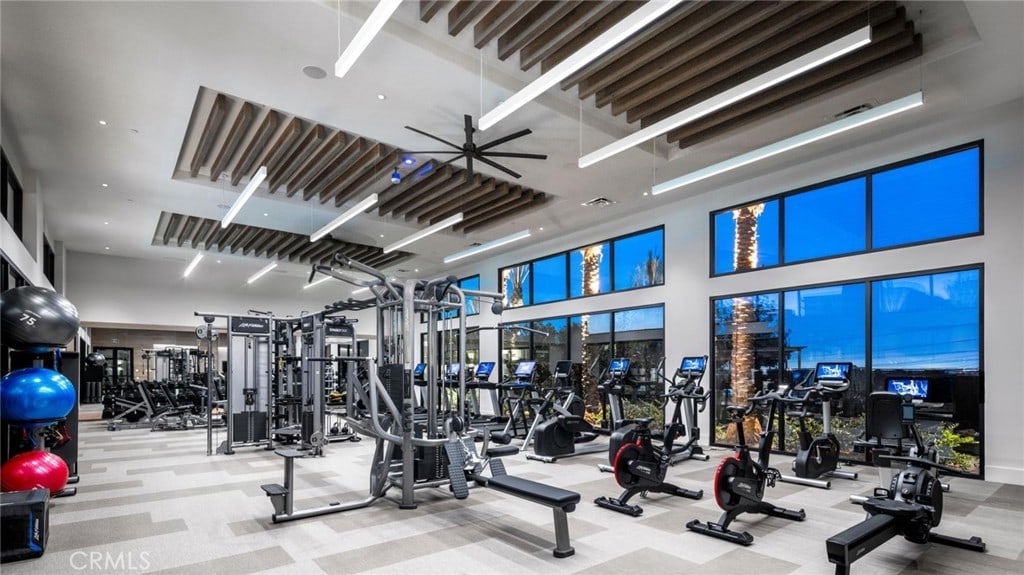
[1,450,69,495]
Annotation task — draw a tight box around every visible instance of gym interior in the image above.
[1,1,1022,574]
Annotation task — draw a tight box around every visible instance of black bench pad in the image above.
[482,475,580,509]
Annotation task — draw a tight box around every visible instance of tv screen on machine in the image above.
[887,378,929,399]
[446,363,461,376]
[514,361,536,378]
[815,362,852,381]
[475,362,495,378]
[413,363,426,377]
[609,358,630,376]
[680,356,706,374]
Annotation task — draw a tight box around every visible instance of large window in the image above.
[712,143,982,275]
[1,150,24,240]
[43,237,56,285]
[500,227,663,308]
[711,266,982,476]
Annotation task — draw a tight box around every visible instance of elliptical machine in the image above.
[778,362,859,489]
[527,361,604,463]
[599,355,710,473]
[686,386,806,545]
[826,393,985,574]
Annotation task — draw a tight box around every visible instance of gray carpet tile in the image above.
[1,420,1021,574]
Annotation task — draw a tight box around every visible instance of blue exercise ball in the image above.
[0,367,77,423]
[1,286,80,350]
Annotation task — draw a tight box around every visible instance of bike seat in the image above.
[724,405,748,417]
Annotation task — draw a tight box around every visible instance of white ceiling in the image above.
[1,1,1022,287]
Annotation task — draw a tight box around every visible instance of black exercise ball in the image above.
[1,286,80,350]
[86,352,107,367]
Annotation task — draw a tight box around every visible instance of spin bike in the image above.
[686,387,806,545]
[778,362,859,489]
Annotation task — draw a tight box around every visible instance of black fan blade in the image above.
[439,153,467,168]
[404,126,462,150]
[406,150,463,154]
[479,151,548,160]
[477,129,532,152]
[474,154,522,179]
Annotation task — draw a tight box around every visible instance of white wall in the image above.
[436,97,1024,484]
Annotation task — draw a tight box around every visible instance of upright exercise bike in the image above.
[686,386,806,545]
[778,362,859,489]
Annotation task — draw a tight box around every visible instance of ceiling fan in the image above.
[405,114,547,179]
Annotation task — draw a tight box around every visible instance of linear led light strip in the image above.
[444,229,532,264]
[579,26,873,168]
[383,212,463,254]
[310,193,378,242]
[652,92,924,195]
[478,0,686,132]
[221,166,267,228]
[246,261,278,284]
[335,0,403,79]
[351,287,370,296]
[183,253,204,278]
[303,275,333,290]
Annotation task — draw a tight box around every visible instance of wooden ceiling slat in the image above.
[472,1,527,48]
[562,1,735,93]
[303,137,367,201]
[260,117,303,178]
[621,1,838,123]
[162,213,182,245]
[497,1,579,62]
[291,240,324,263]
[538,0,642,74]
[378,164,452,216]
[462,193,547,234]
[448,1,488,36]
[425,179,501,224]
[316,143,386,204]
[232,110,280,186]
[263,232,295,258]
[594,2,786,110]
[209,102,256,182]
[672,28,921,148]
[377,160,441,206]
[242,229,272,255]
[408,173,483,221]
[218,226,246,253]
[332,150,403,207]
[276,234,309,259]
[419,0,448,22]
[285,131,345,198]
[176,217,198,247]
[190,94,229,178]
[269,124,327,193]
[249,230,277,258]
[518,0,622,72]
[399,171,469,219]
[191,219,211,248]
[649,2,896,129]
[230,228,258,254]
[204,223,226,250]
[306,242,339,264]
[381,165,456,216]
[452,185,525,231]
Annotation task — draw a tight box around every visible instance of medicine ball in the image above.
[86,351,107,367]
[0,367,77,423]
[1,286,80,349]
[0,450,69,494]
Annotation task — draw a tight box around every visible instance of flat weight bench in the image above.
[468,458,580,558]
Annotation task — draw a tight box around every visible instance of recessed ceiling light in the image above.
[539,227,544,231]
[643,192,649,196]
[104,246,110,250]
[414,268,419,272]
[216,260,222,264]
[379,234,384,238]
[101,183,108,188]
[302,65,327,79]
[103,221,109,225]
[98,120,107,126]
[402,156,416,166]
[377,93,386,100]
[263,212,269,217]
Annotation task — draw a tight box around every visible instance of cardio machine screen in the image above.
[413,363,426,377]
[446,363,461,377]
[680,356,706,374]
[514,361,536,378]
[609,358,630,377]
[475,362,495,379]
[887,378,929,399]
[815,362,852,382]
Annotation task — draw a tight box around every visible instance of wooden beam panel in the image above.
[462,193,547,234]
[230,228,258,254]
[261,232,294,258]
[285,131,345,198]
[621,1,837,123]
[377,160,441,206]
[191,219,211,249]
[518,0,621,72]
[399,171,469,219]
[190,93,229,178]
[249,230,277,258]
[594,2,785,110]
[425,179,502,224]
[562,1,734,93]
[448,1,488,36]
[303,137,368,200]
[316,143,386,204]
[260,117,303,178]
[473,1,527,49]
[276,235,308,259]
[209,101,256,182]
[382,165,455,216]
[420,0,448,22]
[672,29,920,148]
[497,1,577,61]
[232,110,280,186]
[202,220,224,249]
[269,124,327,193]
[176,217,198,247]
[219,225,247,253]
[162,213,182,245]
[333,150,403,207]
[408,173,482,221]
[452,185,525,231]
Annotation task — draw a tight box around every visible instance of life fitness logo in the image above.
[70,551,152,571]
